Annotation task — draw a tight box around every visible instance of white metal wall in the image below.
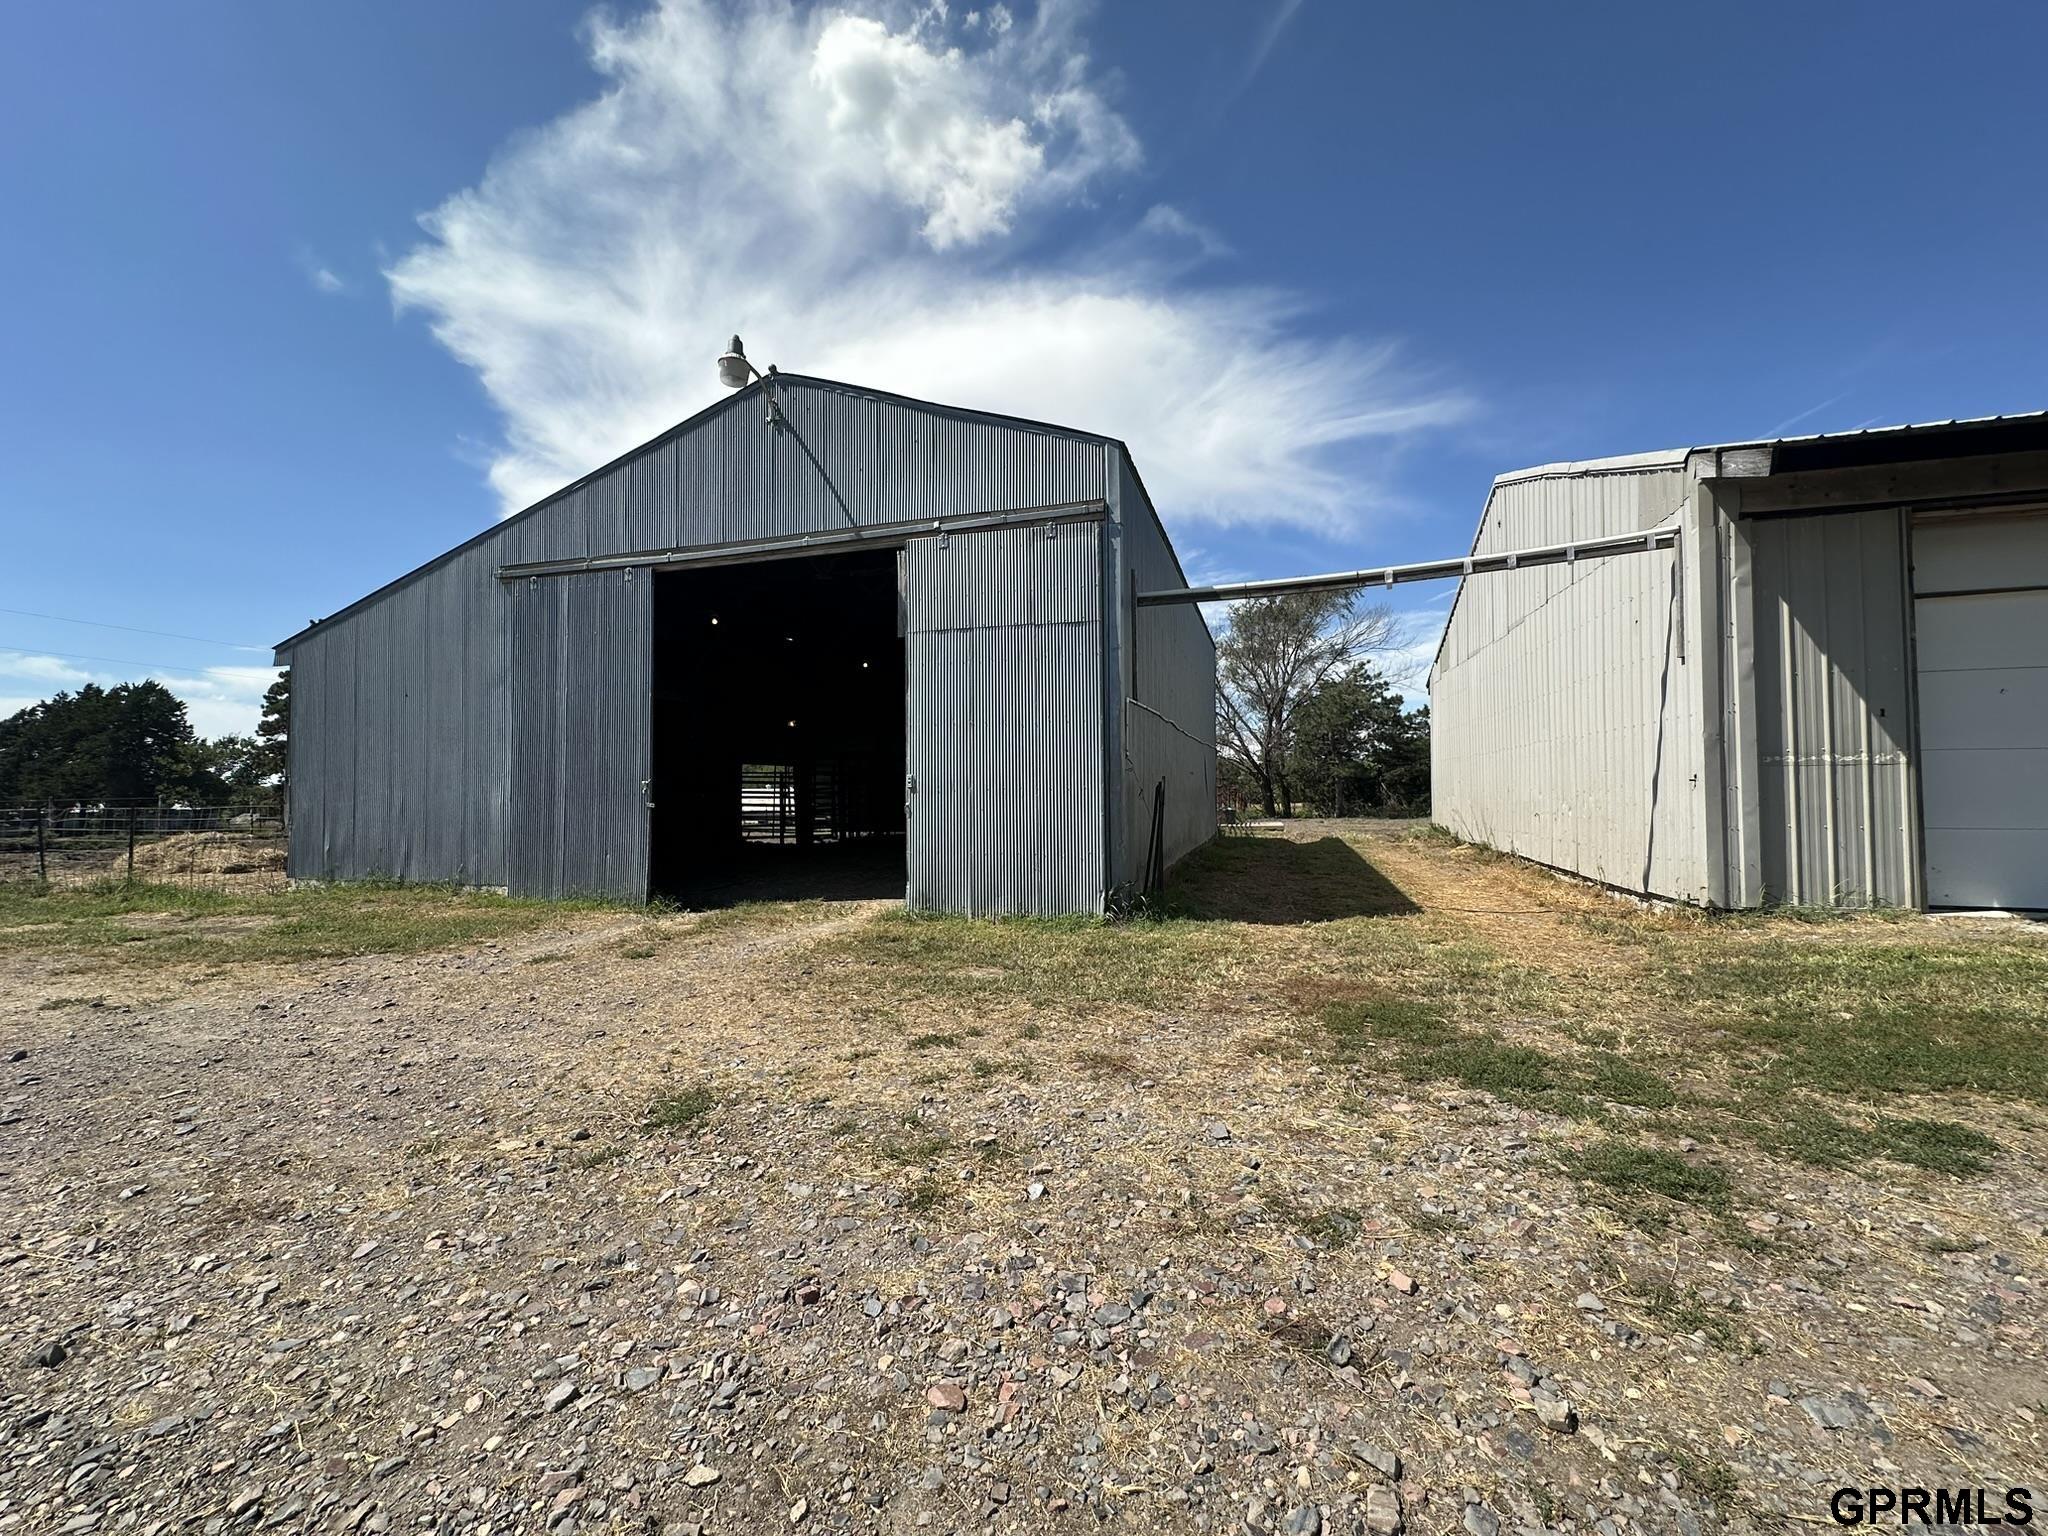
[1912,508,2048,909]
[1430,462,1712,901]
[1746,508,1917,907]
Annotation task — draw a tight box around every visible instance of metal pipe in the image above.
[1135,524,1679,605]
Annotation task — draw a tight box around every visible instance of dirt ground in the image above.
[2,822,2043,1536]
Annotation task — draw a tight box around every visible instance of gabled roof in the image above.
[274,373,1136,655]
[1431,409,2048,681]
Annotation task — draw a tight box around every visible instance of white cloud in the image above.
[388,0,1468,536]
[1135,203,1232,261]
[0,654,277,738]
[0,652,94,686]
[299,250,348,294]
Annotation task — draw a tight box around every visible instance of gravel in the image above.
[1,859,2042,1535]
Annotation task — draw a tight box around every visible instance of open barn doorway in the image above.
[648,548,906,905]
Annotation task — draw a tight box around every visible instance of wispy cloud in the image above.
[299,248,347,294]
[387,0,1467,538]
[1135,203,1233,262]
[0,653,277,737]
[1765,391,1849,438]
[1243,0,1307,92]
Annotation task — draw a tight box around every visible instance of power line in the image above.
[0,642,279,676]
[0,605,265,652]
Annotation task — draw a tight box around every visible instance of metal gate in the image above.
[900,523,1106,915]
[507,568,653,900]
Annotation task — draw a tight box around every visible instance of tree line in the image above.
[0,672,290,806]
[1216,591,1428,818]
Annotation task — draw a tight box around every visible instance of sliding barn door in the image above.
[901,524,1105,915]
[507,568,653,901]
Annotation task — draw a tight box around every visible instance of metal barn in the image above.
[272,376,1217,915]
[1430,413,2048,912]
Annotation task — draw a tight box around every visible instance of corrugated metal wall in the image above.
[1747,508,1916,906]
[286,540,509,886]
[507,568,653,901]
[1430,463,1713,902]
[282,379,1111,896]
[1112,450,1217,889]
[901,523,1105,915]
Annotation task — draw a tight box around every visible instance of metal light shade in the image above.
[715,335,752,390]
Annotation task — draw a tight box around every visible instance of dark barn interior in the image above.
[649,549,906,904]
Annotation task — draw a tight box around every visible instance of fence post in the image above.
[35,805,46,882]
[127,807,137,883]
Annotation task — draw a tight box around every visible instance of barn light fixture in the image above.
[716,334,783,426]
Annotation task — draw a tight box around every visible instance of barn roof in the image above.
[274,373,1139,656]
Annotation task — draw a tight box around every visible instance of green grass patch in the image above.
[1581,1051,1679,1109]
[1872,1116,1998,1177]
[1321,998,1453,1061]
[875,1127,950,1166]
[0,880,604,965]
[1567,1140,1733,1226]
[1670,938,2048,1101]
[1744,1103,1997,1178]
[644,1083,717,1133]
[687,899,830,938]
[905,1175,948,1213]
[1747,1104,1865,1169]
[1315,997,1686,1121]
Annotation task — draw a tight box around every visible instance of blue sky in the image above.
[4,0,2045,731]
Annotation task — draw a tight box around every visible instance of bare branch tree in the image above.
[1214,590,1405,816]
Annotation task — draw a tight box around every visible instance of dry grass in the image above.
[129,831,287,878]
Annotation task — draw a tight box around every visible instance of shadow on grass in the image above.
[1167,835,1420,924]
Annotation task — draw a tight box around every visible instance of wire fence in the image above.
[0,802,288,893]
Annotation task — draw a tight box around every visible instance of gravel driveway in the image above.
[2,825,2042,1535]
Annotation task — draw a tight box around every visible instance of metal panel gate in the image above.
[901,522,1105,915]
[508,568,653,900]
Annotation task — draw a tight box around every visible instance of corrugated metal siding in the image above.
[507,568,652,901]
[901,524,1105,915]
[1430,465,1713,901]
[283,379,1109,896]
[284,543,507,887]
[1112,450,1216,889]
[1749,508,1916,906]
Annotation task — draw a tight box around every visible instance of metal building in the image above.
[1430,413,2048,912]
[272,375,1217,914]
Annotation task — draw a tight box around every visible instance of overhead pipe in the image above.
[1135,524,1679,605]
